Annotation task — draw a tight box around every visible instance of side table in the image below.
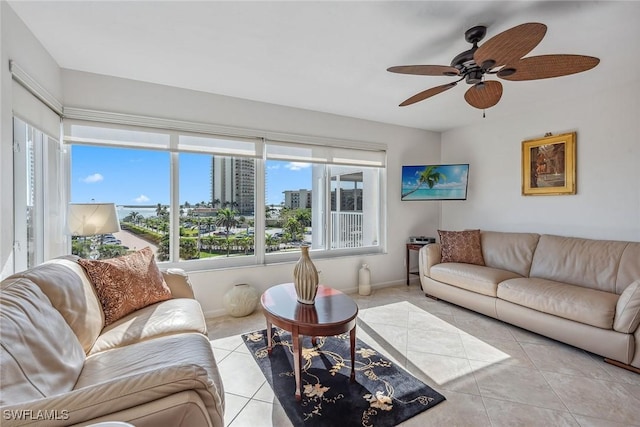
[406,242,428,288]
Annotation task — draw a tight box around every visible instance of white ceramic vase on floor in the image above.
[358,263,371,296]
[223,283,259,317]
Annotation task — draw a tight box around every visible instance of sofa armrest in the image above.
[0,364,220,427]
[161,268,195,299]
[419,243,441,278]
[614,280,640,333]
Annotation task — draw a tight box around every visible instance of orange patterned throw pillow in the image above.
[438,229,485,266]
[78,247,172,326]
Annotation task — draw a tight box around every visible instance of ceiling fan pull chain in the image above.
[483,109,486,118]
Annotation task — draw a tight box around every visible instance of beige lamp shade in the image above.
[68,203,121,236]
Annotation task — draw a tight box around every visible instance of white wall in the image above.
[62,70,441,315]
[441,77,640,242]
[0,2,62,278]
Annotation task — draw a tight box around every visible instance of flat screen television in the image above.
[401,164,469,201]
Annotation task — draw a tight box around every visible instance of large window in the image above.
[265,161,382,256]
[13,118,64,271]
[64,116,385,269]
[265,140,384,259]
[11,74,65,272]
[69,144,169,259]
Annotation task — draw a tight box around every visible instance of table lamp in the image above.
[68,203,121,259]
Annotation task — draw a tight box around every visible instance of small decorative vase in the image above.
[293,245,319,304]
[358,263,372,296]
[223,283,259,317]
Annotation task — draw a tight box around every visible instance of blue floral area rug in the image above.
[242,328,445,426]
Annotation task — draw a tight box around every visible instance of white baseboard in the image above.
[204,308,228,318]
[204,279,409,319]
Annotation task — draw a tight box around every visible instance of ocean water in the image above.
[116,206,162,221]
[401,187,466,200]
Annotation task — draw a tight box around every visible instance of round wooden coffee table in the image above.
[260,283,359,401]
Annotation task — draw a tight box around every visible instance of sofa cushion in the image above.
[480,231,540,277]
[616,243,640,294]
[614,280,640,333]
[438,229,485,265]
[529,234,628,293]
[0,278,85,406]
[89,298,208,354]
[75,333,225,424]
[79,247,172,326]
[498,277,619,329]
[9,256,104,353]
[430,263,521,297]
[162,268,196,299]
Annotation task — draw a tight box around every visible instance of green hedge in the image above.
[120,223,163,245]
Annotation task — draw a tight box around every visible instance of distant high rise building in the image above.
[283,189,312,209]
[211,157,255,215]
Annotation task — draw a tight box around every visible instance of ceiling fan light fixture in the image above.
[466,69,483,84]
[497,67,517,77]
[481,59,496,71]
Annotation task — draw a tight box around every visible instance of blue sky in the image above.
[71,146,311,206]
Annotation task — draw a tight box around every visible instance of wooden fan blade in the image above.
[399,82,457,106]
[464,81,503,109]
[497,54,600,81]
[387,65,460,76]
[474,23,547,70]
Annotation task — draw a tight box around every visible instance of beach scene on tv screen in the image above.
[401,164,469,201]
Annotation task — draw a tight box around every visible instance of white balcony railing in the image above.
[331,211,363,249]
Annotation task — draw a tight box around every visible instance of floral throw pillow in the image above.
[78,247,172,326]
[438,229,485,266]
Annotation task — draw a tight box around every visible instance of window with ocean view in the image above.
[70,145,169,259]
[64,115,385,268]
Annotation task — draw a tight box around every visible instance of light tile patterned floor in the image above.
[206,284,640,426]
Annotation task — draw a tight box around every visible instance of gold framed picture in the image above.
[522,132,576,196]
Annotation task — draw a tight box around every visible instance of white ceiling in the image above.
[8,1,640,132]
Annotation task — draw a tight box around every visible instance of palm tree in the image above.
[294,209,311,228]
[284,217,303,241]
[265,234,279,252]
[402,166,447,198]
[204,216,214,233]
[215,208,238,257]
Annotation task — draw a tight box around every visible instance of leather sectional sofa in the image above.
[0,253,225,426]
[419,230,640,371]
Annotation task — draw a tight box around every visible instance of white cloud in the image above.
[134,194,150,203]
[286,162,311,171]
[81,173,104,183]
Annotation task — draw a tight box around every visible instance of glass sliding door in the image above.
[13,117,63,270]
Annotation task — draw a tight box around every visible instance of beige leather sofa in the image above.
[0,256,225,426]
[419,231,640,370]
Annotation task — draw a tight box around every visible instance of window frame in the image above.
[13,117,65,271]
[62,111,387,271]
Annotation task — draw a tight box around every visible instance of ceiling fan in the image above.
[388,23,600,110]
